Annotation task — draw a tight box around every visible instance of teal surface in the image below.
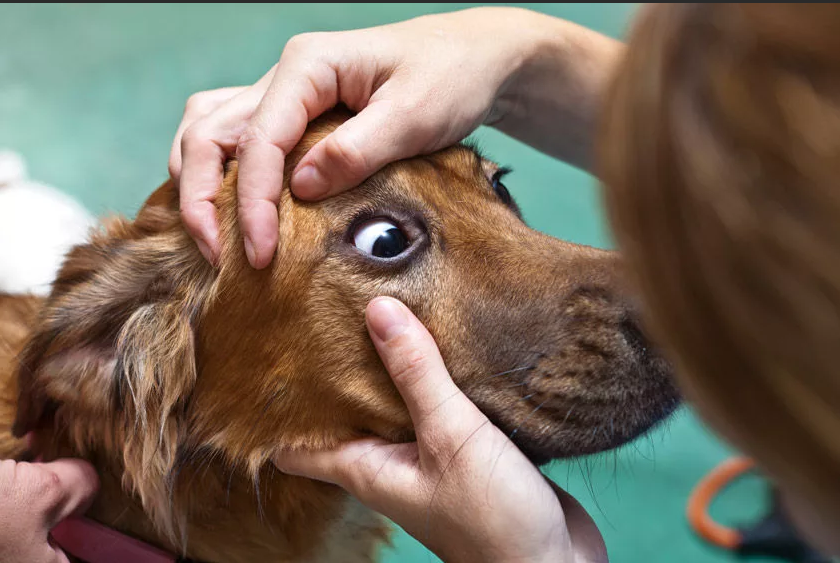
[1,4,772,562]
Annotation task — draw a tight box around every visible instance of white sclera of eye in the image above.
[353,219,402,255]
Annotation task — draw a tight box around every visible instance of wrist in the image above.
[433,518,571,563]
[488,11,624,172]
[478,7,572,125]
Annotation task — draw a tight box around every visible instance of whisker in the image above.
[509,399,546,440]
[517,393,536,405]
[576,458,600,514]
[574,450,614,529]
[646,432,657,470]
[631,436,655,463]
[561,406,576,427]
[612,450,620,502]
[494,349,547,357]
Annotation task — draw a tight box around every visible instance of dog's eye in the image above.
[353,219,409,258]
[491,167,513,205]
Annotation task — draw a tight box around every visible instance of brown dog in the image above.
[0,108,678,562]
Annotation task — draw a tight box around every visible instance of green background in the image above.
[0,4,772,562]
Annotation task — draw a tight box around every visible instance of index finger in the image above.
[234,58,344,269]
[178,135,225,265]
[178,71,277,265]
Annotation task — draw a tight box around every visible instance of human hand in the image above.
[0,456,99,563]
[170,7,556,269]
[273,297,607,563]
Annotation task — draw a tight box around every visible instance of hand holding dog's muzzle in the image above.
[274,296,607,563]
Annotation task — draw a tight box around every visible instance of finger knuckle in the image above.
[395,93,429,117]
[184,92,210,114]
[341,456,382,500]
[184,89,230,116]
[339,466,367,497]
[323,133,370,179]
[283,32,321,58]
[237,125,271,152]
[179,204,204,228]
[236,194,263,215]
[180,125,205,152]
[389,346,429,385]
[28,466,61,500]
[167,156,180,180]
[411,110,443,141]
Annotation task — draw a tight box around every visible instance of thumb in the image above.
[365,297,486,433]
[38,459,99,529]
[290,97,430,200]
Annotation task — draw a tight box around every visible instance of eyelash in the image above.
[492,166,513,186]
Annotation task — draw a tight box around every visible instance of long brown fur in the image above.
[0,295,40,461]
[0,107,678,562]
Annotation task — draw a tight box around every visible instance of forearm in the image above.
[489,11,625,174]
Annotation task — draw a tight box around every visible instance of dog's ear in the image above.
[12,180,216,542]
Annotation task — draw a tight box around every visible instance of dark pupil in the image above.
[493,178,512,205]
[371,227,408,258]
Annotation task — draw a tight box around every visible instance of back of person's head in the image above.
[599,3,840,551]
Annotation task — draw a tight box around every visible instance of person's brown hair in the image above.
[599,2,840,536]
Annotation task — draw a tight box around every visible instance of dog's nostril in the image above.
[619,317,648,356]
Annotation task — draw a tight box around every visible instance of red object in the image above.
[51,515,177,563]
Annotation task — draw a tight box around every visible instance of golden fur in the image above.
[0,108,677,561]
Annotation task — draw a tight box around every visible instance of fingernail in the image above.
[244,236,258,267]
[367,297,409,342]
[292,165,329,199]
[195,238,215,265]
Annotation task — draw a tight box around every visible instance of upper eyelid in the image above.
[491,166,513,182]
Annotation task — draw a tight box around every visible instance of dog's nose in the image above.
[619,315,651,357]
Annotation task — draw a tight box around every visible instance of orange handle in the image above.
[687,456,756,550]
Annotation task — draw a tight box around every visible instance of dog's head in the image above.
[12,109,678,539]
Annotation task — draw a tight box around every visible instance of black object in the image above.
[736,487,832,563]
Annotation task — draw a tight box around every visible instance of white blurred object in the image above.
[0,151,96,295]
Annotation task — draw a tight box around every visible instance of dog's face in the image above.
[196,131,679,466]
[13,110,677,535]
